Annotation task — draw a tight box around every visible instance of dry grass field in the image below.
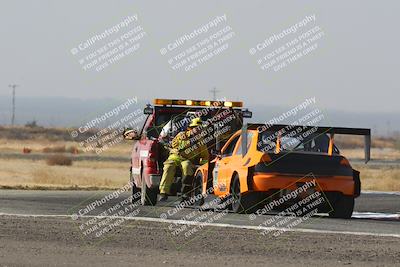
[341,148,400,161]
[0,126,132,189]
[0,138,132,156]
[0,158,128,189]
[353,164,400,191]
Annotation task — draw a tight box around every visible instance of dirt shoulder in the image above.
[0,216,399,267]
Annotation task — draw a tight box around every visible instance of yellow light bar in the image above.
[153,99,243,107]
[224,101,233,107]
[154,99,172,105]
[174,100,186,105]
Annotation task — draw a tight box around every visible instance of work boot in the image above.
[158,193,168,202]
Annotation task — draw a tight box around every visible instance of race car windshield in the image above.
[257,131,340,154]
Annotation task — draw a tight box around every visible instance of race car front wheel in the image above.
[328,195,354,219]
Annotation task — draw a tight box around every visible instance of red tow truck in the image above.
[123,99,252,205]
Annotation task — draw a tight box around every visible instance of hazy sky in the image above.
[1,1,399,113]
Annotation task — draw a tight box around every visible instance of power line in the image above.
[8,84,19,126]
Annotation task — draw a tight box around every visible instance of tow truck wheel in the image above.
[140,173,157,206]
[130,170,140,205]
[328,195,354,219]
[131,182,141,205]
[230,174,256,214]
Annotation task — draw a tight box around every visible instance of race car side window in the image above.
[257,131,277,152]
[235,132,253,156]
[222,135,240,157]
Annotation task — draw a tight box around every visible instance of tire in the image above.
[130,169,141,205]
[328,195,354,219]
[353,169,361,197]
[131,181,141,205]
[192,172,205,206]
[139,166,157,206]
[229,174,257,214]
[141,185,158,206]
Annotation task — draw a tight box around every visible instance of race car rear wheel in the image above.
[328,195,354,219]
[230,174,257,214]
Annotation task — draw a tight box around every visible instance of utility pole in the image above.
[209,87,220,100]
[9,84,18,126]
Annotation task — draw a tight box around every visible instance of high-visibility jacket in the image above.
[169,130,209,165]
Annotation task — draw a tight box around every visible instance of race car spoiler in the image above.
[242,123,371,163]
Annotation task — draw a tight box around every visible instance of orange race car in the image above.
[193,124,371,219]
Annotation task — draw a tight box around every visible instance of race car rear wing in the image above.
[242,124,371,163]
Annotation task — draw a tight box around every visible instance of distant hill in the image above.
[0,96,398,136]
[0,96,144,128]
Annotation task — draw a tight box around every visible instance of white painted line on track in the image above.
[352,212,400,220]
[1,212,400,239]
[361,190,400,196]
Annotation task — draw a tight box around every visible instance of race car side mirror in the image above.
[123,129,140,140]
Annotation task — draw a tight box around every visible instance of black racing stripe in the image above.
[255,152,353,177]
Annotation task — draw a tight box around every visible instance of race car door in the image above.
[213,134,240,196]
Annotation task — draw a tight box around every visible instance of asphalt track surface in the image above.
[0,190,399,266]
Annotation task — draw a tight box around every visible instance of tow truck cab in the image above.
[127,99,252,205]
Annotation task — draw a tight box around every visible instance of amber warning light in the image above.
[153,99,243,108]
